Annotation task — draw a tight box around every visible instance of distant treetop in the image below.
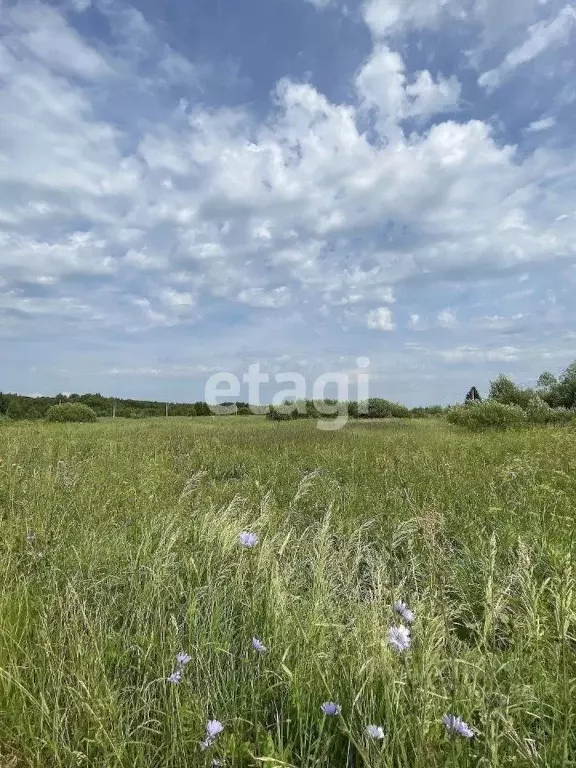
[465,386,482,403]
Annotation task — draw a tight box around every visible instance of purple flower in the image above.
[387,625,411,652]
[206,720,224,739]
[201,720,224,750]
[176,652,192,666]
[238,531,259,548]
[320,701,341,716]
[252,637,267,653]
[366,724,385,740]
[394,600,415,624]
[443,714,474,739]
[167,670,182,684]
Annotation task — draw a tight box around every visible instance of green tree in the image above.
[537,371,557,390]
[465,386,482,403]
[489,375,533,409]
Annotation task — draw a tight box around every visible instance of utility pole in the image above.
[112,401,116,419]
[165,402,169,417]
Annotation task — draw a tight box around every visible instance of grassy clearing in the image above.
[0,417,575,767]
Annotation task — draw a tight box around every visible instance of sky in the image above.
[1,0,576,406]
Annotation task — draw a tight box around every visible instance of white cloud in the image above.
[476,313,529,330]
[479,5,576,91]
[437,308,458,328]
[526,116,556,132]
[159,288,196,310]
[69,0,91,10]
[1,0,576,401]
[367,306,396,330]
[439,345,520,363]
[0,290,96,318]
[4,2,112,80]
[375,286,396,303]
[362,0,454,37]
[124,249,166,270]
[405,69,461,119]
[237,286,292,308]
[361,0,570,72]
[356,46,460,131]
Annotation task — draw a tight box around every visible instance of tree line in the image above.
[0,392,213,420]
[0,391,445,421]
[486,359,576,410]
[4,359,574,423]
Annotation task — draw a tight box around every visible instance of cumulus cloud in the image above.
[2,0,573,344]
[408,313,423,330]
[356,45,461,131]
[367,307,396,330]
[1,0,576,402]
[437,308,458,328]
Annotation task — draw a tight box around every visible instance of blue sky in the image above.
[1,0,576,406]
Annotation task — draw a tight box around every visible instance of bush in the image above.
[357,398,412,419]
[266,407,294,421]
[447,401,527,431]
[45,403,98,423]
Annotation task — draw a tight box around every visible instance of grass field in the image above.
[1,416,575,767]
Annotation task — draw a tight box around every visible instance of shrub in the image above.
[358,398,412,419]
[266,407,294,421]
[45,403,98,423]
[447,401,527,431]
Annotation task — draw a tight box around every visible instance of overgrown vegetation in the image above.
[447,361,576,431]
[45,403,98,423]
[447,400,528,431]
[0,417,575,767]
[2,359,576,429]
[0,391,444,422]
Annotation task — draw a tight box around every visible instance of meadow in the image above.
[0,416,575,767]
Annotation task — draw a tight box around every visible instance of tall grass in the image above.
[0,417,575,767]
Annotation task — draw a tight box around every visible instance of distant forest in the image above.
[3,361,575,422]
[0,391,445,421]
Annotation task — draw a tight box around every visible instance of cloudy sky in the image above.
[1,0,576,405]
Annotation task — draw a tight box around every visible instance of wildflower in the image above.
[394,600,415,624]
[176,652,192,666]
[443,714,473,739]
[26,531,36,543]
[387,625,411,652]
[167,670,182,684]
[321,701,341,716]
[212,761,224,767]
[201,720,224,750]
[238,531,259,548]
[252,637,267,653]
[366,724,385,740]
[206,720,224,739]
